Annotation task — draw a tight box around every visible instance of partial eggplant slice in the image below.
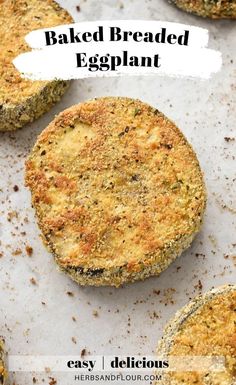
[0,0,73,131]
[157,285,236,384]
[0,339,7,385]
[169,0,236,19]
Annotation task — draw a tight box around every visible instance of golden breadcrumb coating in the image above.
[25,97,206,286]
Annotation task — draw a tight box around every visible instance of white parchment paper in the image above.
[0,1,235,384]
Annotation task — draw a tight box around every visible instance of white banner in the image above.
[13,20,222,80]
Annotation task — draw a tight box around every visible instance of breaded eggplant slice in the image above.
[0,339,7,385]
[157,285,236,384]
[0,0,73,131]
[25,97,206,287]
[169,0,236,19]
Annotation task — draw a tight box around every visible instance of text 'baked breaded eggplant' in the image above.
[169,0,236,19]
[0,0,73,131]
[25,97,206,287]
[157,285,236,384]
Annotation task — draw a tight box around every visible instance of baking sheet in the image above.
[0,0,235,384]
